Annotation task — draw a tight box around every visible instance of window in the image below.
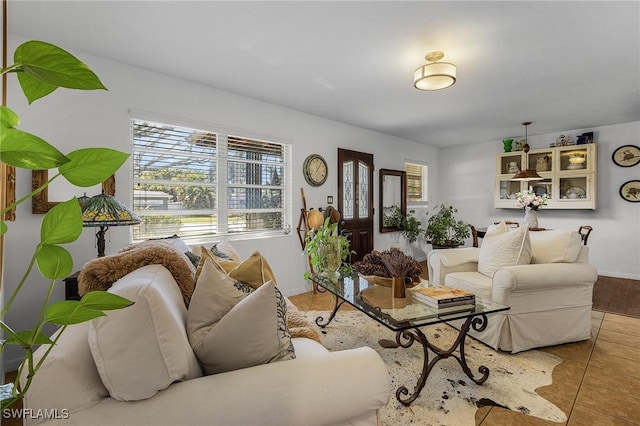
[132,118,291,241]
[405,162,428,205]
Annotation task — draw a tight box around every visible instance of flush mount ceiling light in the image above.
[413,51,457,91]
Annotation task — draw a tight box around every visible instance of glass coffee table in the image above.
[310,273,510,406]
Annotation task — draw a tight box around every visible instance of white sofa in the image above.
[428,226,597,353]
[22,264,390,425]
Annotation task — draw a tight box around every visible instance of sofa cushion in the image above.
[188,257,253,346]
[88,265,202,402]
[478,225,532,277]
[188,259,295,375]
[529,230,582,264]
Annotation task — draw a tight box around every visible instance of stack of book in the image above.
[411,286,476,311]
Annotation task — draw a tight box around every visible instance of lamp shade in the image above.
[82,193,141,227]
[511,169,543,181]
[414,51,457,91]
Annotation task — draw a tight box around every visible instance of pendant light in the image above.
[512,121,543,181]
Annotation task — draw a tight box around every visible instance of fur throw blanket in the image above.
[78,240,196,306]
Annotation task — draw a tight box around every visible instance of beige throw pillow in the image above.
[188,259,295,375]
[478,225,532,277]
[88,265,202,401]
[529,230,582,264]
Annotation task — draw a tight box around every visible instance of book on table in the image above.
[411,286,475,309]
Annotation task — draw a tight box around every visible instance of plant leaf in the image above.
[40,198,82,245]
[0,106,20,128]
[16,73,57,104]
[36,244,73,279]
[80,291,133,311]
[44,301,106,325]
[0,127,69,169]
[0,221,6,236]
[59,148,129,187]
[4,330,54,346]
[14,41,107,104]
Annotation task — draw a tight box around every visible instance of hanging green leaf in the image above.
[40,198,82,245]
[0,221,6,236]
[14,41,107,104]
[0,127,69,169]
[59,148,128,187]
[3,330,54,347]
[0,105,20,128]
[45,301,107,325]
[80,291,133,311]
[36,244,73,279]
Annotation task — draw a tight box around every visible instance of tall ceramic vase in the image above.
[524,209,538,229]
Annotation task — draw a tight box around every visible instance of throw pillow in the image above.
[148,234,192,254]
[188,259,295,375]
[478,225,532,277]
[529,230,583,264]
[88,265,202,401]
[211,241,241,262]
[227,251,278,289]
[188,258,253,346]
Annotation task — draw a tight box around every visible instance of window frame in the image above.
[130,111,292,244]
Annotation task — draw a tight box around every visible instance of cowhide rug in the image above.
[304,310,567,426]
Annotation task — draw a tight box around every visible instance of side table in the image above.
[63,271,81,301]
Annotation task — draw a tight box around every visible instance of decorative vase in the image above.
[392,276,412,299]
[523,209,538,229]
[502,139,514,152]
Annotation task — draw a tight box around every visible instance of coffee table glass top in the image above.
[311,273,509,331]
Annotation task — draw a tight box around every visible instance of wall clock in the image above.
[612,145,640,167]
[303,154,328,187]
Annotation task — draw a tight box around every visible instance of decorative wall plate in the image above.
[612,145,640,167]
[619,180,640,202]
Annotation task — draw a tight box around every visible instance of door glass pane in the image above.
[343,160,354,219]
[358,161,368,218]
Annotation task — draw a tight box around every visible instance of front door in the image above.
[337,148,374,263]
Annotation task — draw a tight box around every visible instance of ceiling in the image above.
[8,1,640,148]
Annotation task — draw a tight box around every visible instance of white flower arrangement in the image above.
[515,189,550,211]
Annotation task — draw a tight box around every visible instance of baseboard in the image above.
[598,271,640,281]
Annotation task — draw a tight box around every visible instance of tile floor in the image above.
[288,291,640,425]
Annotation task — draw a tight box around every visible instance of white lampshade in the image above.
[414,51,457,91]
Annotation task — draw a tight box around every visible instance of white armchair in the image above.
[427,225,597,353]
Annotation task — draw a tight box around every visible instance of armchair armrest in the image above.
[492,262,597,295]
[428,248,480,285]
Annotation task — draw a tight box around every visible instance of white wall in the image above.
[2,36,438,370]
[438,121,640,280]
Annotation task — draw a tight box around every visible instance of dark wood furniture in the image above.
[63,271,81,301]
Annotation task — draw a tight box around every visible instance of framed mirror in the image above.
[379,168,406,233]
[32,170,116,214]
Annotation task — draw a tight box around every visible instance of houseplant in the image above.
[424,203,470,249]
[304,217,352,279]
[383,205,424,243]
[0,40,133,409]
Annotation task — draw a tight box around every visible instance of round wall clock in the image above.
[303,154,328,187]
[612,145,640,167]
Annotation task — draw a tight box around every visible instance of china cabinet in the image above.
[494,144,597,209]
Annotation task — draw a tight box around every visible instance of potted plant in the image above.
[424,204,470,249]
[383,205,424,243]
[304,217,352,278]
[1,41,132,409]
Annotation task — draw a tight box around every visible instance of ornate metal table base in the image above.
[314,287,492,406]
[391,313,490,405]
[314,285,347,328]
